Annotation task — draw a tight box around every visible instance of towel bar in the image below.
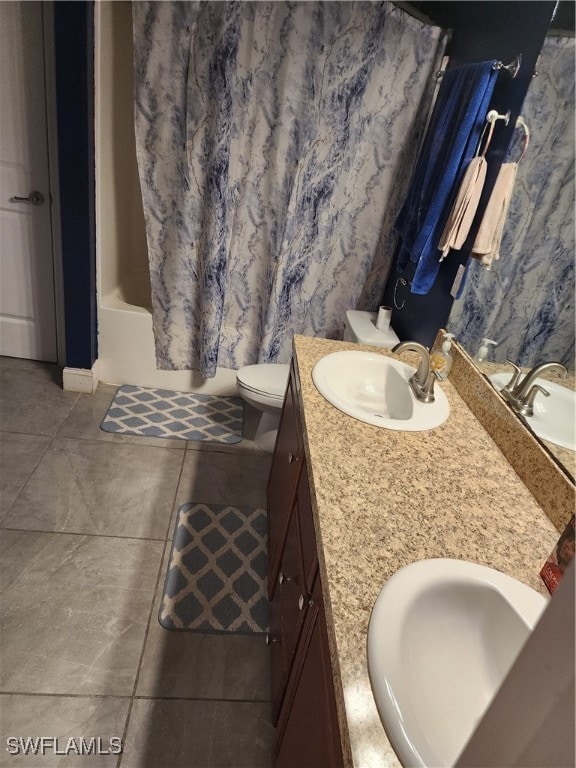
[436,54,522,81]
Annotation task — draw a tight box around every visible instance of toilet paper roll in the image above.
[376,306,392,331]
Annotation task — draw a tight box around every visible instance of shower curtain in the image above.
[133,2,443,377]
[448,35,575,370]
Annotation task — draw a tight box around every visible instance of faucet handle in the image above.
[525,383,550,406]
[520,383,550,417]
[502,359,522,393]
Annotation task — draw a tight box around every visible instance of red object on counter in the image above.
[540,515,575,595]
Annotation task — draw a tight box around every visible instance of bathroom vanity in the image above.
[266,335,573,767]
[267,363,343,767]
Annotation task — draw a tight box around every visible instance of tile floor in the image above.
[0,356,274,767]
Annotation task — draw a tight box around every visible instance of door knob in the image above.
[10,191,45,206]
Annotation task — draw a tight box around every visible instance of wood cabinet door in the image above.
[269,497,308,723]
[296,466,319,596]
[274,574,344,768]
[267,366,303,600]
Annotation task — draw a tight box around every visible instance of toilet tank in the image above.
[343,310,399,348]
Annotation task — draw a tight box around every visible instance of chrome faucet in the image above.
[392,341,439,403]
[501,361,567,417]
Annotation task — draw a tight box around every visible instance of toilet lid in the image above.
[237,364,290,399]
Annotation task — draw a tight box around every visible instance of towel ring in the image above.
[515,116,530,162]
[477,119,496,157]
[393,277,407,310]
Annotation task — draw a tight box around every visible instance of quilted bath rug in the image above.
[100,385,243,444]
[159,502,269,634]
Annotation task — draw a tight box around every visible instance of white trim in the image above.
[42,2,67,367]
[63,360,100,393]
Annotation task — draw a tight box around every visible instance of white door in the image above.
[0,2,57,362]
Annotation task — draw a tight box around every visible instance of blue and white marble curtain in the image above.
[133,2,443,377]
[448,35,575,370]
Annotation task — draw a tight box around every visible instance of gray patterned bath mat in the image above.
[100,385,243,444]
[159,502,269,634]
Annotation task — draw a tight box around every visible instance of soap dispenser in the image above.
[430,332,454,381]
[474,338,497,363]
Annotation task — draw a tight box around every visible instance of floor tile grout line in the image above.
[129,539,170,695]
[117,447,188,768]
[1,427,262,456]
[130,695,272,704]
[115,697,135,767]
[130,444,189,691]
[0,424,62,528]
[163,445,191,543]
[57,433,189,450]
[0,691,132,701]
[0,690,272,704]
[0,386,80,526]
[0,525,168,544]
[116,446,199,768]
[116,537,169,768]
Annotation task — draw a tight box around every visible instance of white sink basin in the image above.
[367,559,547,768]
[312,350,449,431]
[489,373,576,450]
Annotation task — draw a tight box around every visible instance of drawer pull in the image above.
[266,633,278,645]
[288,452,298,464]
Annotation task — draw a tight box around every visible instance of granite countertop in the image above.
[291,335,561,768]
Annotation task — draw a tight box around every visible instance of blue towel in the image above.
[395,61,498,295]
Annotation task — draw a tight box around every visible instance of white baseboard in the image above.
[63,360,100,393]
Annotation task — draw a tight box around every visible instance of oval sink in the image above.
[489,373,575,450]
[367,559,547,768]
[312,350,449,431]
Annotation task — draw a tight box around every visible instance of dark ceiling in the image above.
[400,1,575,32]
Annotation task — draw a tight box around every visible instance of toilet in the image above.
[236,310,400,452]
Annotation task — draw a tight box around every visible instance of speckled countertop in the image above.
[291,335,561,768]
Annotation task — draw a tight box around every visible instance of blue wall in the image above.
[54,2,97,369]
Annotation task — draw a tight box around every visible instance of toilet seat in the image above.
[236,364,290,402]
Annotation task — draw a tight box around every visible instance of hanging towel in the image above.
[437,118,495,260]
[471,161,519,268]
[394,60,499,295]
[437,155,487,260]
